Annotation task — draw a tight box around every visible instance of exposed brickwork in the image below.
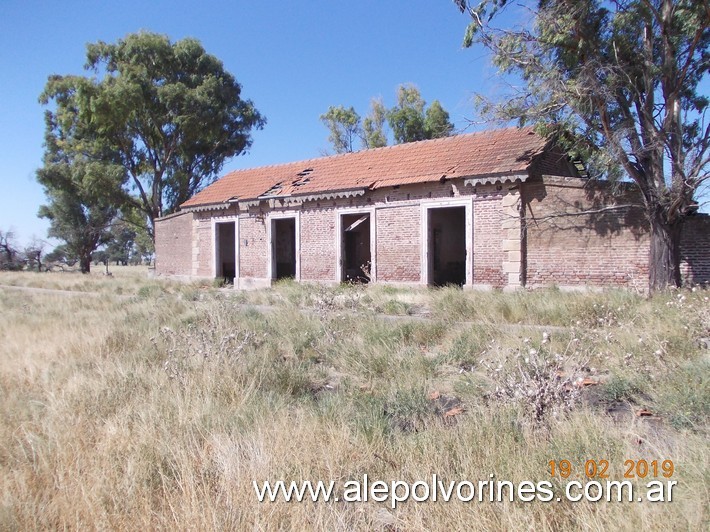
[680,215,710,285]
[529,145,580,177]
[300,207,337,281]
[239,213,268,279]
[193,213,215,278]
[523,177,650,290]
[154,212,193,277]
[377,205,421,283]
[155,129,709,291]
[473,195,506,288]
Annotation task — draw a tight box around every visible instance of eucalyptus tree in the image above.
[40,31,265,239]
[454,0,709,290]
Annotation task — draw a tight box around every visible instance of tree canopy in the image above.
[362,98,388,149]
[320,106,362,154]
[454,0,709,291]
[321,84,454,153]
[39,31,265,239]
[0,230,22,271]
[36,159,121,273]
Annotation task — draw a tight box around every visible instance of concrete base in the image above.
[237,277,272,290]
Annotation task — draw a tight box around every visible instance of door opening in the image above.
[272,217,296,280]
[215,222,236,284]
[341,213,371,283]
[428,206,466,286]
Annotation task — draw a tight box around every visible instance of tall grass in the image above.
[0,272,707,530]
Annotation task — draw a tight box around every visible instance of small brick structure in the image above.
[155,127,710,291]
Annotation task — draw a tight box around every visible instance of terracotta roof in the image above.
[181,126,548,208]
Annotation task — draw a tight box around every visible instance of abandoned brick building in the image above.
[154,127,710,291]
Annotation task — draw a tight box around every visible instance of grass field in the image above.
[0,267,708,530]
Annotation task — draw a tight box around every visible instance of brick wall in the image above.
[154,212,193,277]
[530,145,580,177]
[156,179,519,287]
[239,212,268,279]
[298,207,336,281]
[680,215,710,285]
[523,177,650,290]
[156,172,709,290]
[377,205,421,283]
[473,196,507,287]
[194,213,214,278]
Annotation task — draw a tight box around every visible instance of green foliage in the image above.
[36,66,127,273]
[321,84,454,152]
[319,105,361,153]
[361,97,388,149]
[600,374,643,404]
[425,100,455,138]
[387,84,428,143]
[37,159,123,273]
[388,85,454,143]
[39,31,265,239]
[455,0,710,290]
[102,209,153,266]
[44,244,74,267]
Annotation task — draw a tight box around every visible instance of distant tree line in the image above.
[320,84,455,154]
[0,226,152,273]
[0,230,50,272]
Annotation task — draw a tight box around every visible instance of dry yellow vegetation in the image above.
[0,268,707,530]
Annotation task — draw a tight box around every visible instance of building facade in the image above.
[155,127,710,290]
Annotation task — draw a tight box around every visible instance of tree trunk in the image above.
[80,254,91,274]
[648,213,682,292]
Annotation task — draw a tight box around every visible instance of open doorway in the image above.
[427,206,466,286]
[341,213,371,283]
[215,222,236,284]
[271,217,296,280]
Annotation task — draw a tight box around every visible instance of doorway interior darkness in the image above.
[272,217,296,280]
[341,213,371,283]
[215,222,236,284]
[428,206,466,286]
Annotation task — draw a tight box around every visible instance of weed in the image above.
[380,299,412,315]
[600,374,643,404]
[481,341,585,425]
[654,359,709,431]
[384,387,436,433]
[1,272,708,530]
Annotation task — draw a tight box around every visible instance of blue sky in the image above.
[1,0,509,246]
[1,2,708,248]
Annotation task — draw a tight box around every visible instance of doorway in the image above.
[271,217,296,280]
[341,213,372,283]
[427,206,466,286]
[215,222,236,284]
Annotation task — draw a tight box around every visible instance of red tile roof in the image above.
[181,126,548,208]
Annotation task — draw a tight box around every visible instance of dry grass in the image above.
[0,271,708,530]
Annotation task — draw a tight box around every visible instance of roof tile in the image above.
[181,126,547,208]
